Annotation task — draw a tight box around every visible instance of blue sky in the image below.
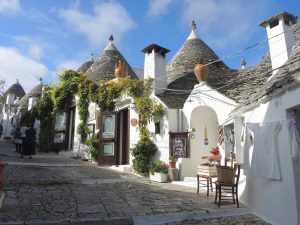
[0,0,299,91]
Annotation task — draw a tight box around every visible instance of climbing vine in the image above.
[35,86,54,151]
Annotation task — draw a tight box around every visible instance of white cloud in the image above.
[0,0,20,14]
[147,0,173,18]
[28,44,43,60]
[59,1,136,48]
[182,0,269,49]
[57,60,82,72]
[0,46,48,91]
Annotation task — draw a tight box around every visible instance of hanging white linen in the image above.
[286,118,300,162]
[243,122,281,180]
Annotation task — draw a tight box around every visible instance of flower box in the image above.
[197,165,217,177]
[150,172,168,183]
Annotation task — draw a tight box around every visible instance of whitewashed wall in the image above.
[128,99,175,166]
[236,86,300,225]
[179,83,237,178]
[73,96,81,157]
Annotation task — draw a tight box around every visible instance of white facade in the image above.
[233,86,300,225]
[179,83,237,177]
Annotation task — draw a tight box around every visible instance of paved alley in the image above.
[0,141,270,225]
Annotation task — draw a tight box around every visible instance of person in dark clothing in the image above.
[13,126,22,153]
[21,124,36,159]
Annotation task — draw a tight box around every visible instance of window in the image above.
[103,143,114,155]
[284,19,290,26]
[155,122,160,134]
[270,19,279,29]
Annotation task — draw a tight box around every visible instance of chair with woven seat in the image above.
[215,164,241,208]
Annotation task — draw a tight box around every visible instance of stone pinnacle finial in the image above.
[241,57,246,69]
[89,53,94,61]
[16,79,19,84]
[39,77,43,83]
[109,34,114,41]
[191,21,196,30]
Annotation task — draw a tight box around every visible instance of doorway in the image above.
[118,108,129,165]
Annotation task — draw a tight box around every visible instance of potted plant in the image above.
[149,160,168,183]
[169,156,177,169]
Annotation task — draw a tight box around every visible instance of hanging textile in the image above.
[286,118,300,162]
[243,122,281,180]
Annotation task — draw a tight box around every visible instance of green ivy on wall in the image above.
[23,70,165,173]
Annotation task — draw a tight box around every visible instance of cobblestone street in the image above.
[0,142,270,225]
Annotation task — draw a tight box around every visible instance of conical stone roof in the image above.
[18,79,44,109]
[157,22,235,108]
[166,22,234,92]
[77,57,94,73]
[5,80,26,98]
[86,35,138,82]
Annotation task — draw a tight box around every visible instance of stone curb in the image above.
[0,217,133,225]
[132,208,251,225]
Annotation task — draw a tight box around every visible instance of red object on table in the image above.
[210,147,219,155]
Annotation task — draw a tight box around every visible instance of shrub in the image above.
[149,160,168,175]
[131,137,157,175]
[84,134,99,161]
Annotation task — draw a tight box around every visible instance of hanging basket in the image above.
[216,166,236,184]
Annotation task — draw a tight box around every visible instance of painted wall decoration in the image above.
[204,126,209,145]
[130,118,137,127]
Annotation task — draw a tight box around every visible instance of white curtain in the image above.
[286,118,300,162]
[243,122,281,180]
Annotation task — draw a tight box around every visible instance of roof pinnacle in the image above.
[89,53,94,61]
[190,21,197,30]
[109,34,114,41]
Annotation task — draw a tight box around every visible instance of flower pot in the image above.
[150,172,168,183]
[169,162,176,169]
[194,59,209,83]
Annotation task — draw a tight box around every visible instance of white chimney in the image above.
[260,12,298,77]
[142,44,170,95]
[28,97,37,111]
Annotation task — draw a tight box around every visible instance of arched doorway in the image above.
[180,106,219,178]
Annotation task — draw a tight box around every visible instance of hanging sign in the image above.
[169,132,189,158]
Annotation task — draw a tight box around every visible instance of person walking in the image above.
[13,126,22,153]
[21,124,37,159]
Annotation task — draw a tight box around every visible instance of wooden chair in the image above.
[197,174,214,197]
[197,164,218,197]
[215,164,241,208]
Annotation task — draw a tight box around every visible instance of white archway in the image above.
[180,106,219,178]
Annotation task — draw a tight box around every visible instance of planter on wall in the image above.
[150,172,168,183]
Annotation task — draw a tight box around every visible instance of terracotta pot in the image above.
[169,162,176,169]
[115,60,124,77]
[194,59,209,82]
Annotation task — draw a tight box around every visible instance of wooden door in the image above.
[98,112,119,165]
